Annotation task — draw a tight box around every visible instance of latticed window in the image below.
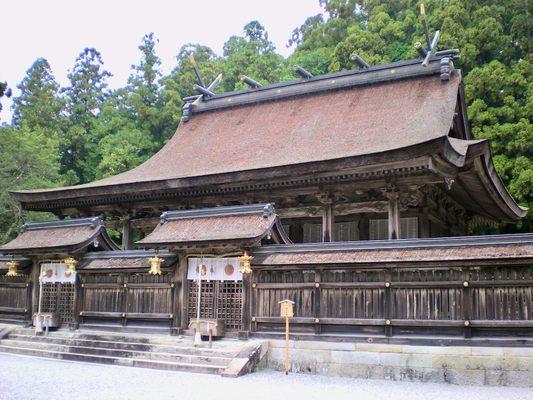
[369,217,418,240]
[334,221,359,241]
[303,223,322,243]
[188,280,243,330]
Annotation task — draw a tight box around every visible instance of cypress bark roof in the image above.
[16,61,457,193]
[252,234,533,265]
[137,204,291,249]
[79,250,177,271]
[0,217,118,255]
[10,57,526,222]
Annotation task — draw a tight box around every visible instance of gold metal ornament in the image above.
[64,257,77,275]
[6,261,20,277]
[148,256,164,275]
[238,251,253,274]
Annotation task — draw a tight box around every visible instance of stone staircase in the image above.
[0,327,265,376]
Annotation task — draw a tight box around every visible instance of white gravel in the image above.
[0,353,531,400]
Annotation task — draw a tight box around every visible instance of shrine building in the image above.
[1,51,531,348]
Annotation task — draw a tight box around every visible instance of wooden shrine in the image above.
[1,50,531,344]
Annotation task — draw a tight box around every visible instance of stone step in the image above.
[12,328,244,350]
[80,323,172,335]
[0,344,227,374]
[0,339,234,365]
[6,333,239,357]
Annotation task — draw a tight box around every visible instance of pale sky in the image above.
[1,0,323,122]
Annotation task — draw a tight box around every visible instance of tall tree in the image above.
[62,48,112,183]
[126,33,169,142]
[0,81,12,118]
[12,58,64,132]
[0,125,61,242]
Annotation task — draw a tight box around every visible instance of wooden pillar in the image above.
[386,190,400,239]
[240,269,252,338]
[73,274,83,330]
[122,218,131,250]
[170,255,183,335]
[121,274,129,326]
[25,269,33,324]
[322,204,334,242]
[314,270,322,334]
[178,255,189,332]
[463,267,473,338]
[384,268,392,337]
[30,257,40,316]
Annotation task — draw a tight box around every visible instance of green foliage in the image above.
[62,48,112,183]
[12,58,65,132]
[0,126,62,243]
[96,128,155,178]
[221,22,288,91]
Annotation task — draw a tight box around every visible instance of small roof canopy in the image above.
[252,234,533,265]
[138,203,291,250]
[0,217,118,255]
[79,250,177,272]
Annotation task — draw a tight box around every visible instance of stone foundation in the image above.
[266,340,533,387]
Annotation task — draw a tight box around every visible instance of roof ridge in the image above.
[21,217,102,231]
[160,203,275,223]
[185,56,456,119]
[254,233,533,254]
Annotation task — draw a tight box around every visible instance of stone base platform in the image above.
[266,340,533,387]
[0,326,266,377]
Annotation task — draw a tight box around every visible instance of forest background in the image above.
[0,0,531,244]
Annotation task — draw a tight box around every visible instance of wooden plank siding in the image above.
[78,271,174,328]
[0,272,31,322]
[251,262,533,338]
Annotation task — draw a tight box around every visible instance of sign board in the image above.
[40,263,76,284]
[187,257,242,281]
[279,299,295,318]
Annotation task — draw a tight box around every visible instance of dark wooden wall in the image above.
[251,261,533,340]
[0,272,31,323]
[77,271,175,329]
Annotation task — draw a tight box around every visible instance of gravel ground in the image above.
[0,353,531,400]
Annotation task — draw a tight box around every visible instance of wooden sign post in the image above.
[279,299,294,375]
